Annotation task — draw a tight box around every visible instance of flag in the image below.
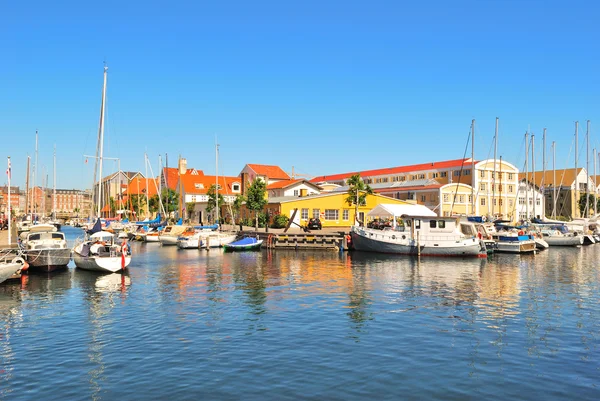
[6,158,10,179]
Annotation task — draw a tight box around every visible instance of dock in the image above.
[240,229,350,251]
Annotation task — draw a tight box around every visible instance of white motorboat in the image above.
[202,232,238,248]
[350,204,486,257]
[19,223,71,272]
[158,225,188,245]
[0,249,28,284]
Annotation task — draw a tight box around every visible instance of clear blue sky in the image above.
[2,0,599,190]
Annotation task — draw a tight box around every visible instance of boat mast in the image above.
[471,119,475,215]
[34,130,38,218]
[165,153,169,220]
[53,144,56,220]
[543,128,546,218]
[492,118,498,218]
[586,120,590,218]
[525,131,529,221]
[532,133,535,219]
[552,141,557,219]
[575,121,579,219]
[216,141,219,228]
[145,153,149,218]
[25,156,30,215]
[97,64,108,218]
[595,145,598,217]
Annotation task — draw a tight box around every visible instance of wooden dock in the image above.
[241,231,350,251]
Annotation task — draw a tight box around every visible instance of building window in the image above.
[313,209,320,219]
[421,195,426,202]
[343,210,349,220]
[441,172,447,178]
[464,169,471,175]
[301,208,309,220]
[480,170,485,178]
[443,211,450,217]
[418,174,425,179]
[454,171,461,176]
[430,220,437,228]
[536,199,540,206]
[468,195,473,204]
[481,198,486,206]
[480,183,486,191]
[324,209,339,220]
[293,190,299,196]
[432,173,439,178]
[508,185,513,193]
[508,173,514,180]
[443,194,449,202]
[499,199,503,206]
[233,184,240,192]
[493,199,497,205]
[509,200,513,207]
[458,195,465,203]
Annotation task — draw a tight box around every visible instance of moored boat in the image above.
[19,223,71,272]
[351,204,486,257]
[0,249,28,284]
[72,230,131,273]
[223,237,263,252]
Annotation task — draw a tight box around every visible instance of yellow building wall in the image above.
[278,193,411,228]
[440,183,475,217]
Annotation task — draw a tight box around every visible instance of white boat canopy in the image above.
[367,203,437,218]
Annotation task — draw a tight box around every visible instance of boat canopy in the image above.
[367,203,437,219]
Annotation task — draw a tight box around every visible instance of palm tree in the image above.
[345,173,373,226]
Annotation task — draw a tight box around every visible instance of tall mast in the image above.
[532,133,535,219]
[216,141,220,228]
[34,130,38,217]
[471,119,475,215]
[525,131,529,221]
[543,128,546,218]
[53,144,57,220]
[25,156,30,215]
[552,141,556,219]
[552,141,557,219]
[492,117,498,218]
[97,64,108,218]
[145,153,149,218]
[575,121,579,219]
[165,153,169,219]
[595,146,598,217]
[586,120,590,218]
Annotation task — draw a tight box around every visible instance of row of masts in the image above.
[468,119,595,220]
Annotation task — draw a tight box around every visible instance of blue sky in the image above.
[2,0,599,190]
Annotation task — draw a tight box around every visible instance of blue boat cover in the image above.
[230,237,259,246]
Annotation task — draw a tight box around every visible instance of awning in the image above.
[367,203,437,218]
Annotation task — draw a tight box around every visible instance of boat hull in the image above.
[351,228,484,257]
[203,234,237,248]
[0,259,26,284]
[544,235,583,246]
[24,248,72,272]
[494,235,537,254]
[73,252,131,273]
[159,235,179,246]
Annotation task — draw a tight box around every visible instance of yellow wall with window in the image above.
[274,193,412,228]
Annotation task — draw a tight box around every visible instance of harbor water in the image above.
[1,226,599,400]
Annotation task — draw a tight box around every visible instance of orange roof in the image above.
[162,167,204,190]
[310,158,474,183]
[124,177,159,197]
[520,168,582,188]
[247,164,290,180]
[266,179,304,190]
[180,174,242,195]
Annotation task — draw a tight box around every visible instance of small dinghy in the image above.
[223,237,263,252]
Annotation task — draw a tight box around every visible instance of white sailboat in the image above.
[72,65,131,273]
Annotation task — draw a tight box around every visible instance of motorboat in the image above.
[19,223,71,272]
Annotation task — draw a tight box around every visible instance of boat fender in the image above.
[392,235,396,240]
[402,235,406,240]
[482,216,487,222]
[518,230,524,236]
[478,232,482,239]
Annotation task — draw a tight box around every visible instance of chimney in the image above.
[179,158,187,175]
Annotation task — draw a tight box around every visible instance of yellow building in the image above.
[439,183,473,217]
[249,192,413,228]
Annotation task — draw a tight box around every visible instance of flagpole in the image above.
[7,157,11,246]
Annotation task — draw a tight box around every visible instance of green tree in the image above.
[129,194,146,218]
[578,193,599,217]
[206,184,225,223]
[246,178,268,230]
[149,188,179,218]
[186,202,196,221]
[109,196,117,216]
[232,194,245,225]
[345,173,373,226]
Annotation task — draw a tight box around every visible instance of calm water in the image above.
[1,227,599,400]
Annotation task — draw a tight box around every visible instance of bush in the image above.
[271,214,289,228]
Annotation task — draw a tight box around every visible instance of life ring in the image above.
[482,216,487,222]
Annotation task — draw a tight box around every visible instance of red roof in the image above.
[180,174,242,196]
[310,158,474,183]
[247,164,290,180]
[266,179,304,190]
[124,177,159,197]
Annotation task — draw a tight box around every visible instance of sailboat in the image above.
[202,143,237,248]
[72,65,131,273]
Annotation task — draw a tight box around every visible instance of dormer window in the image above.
[232,183,240,192]
[194,183,204,189]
